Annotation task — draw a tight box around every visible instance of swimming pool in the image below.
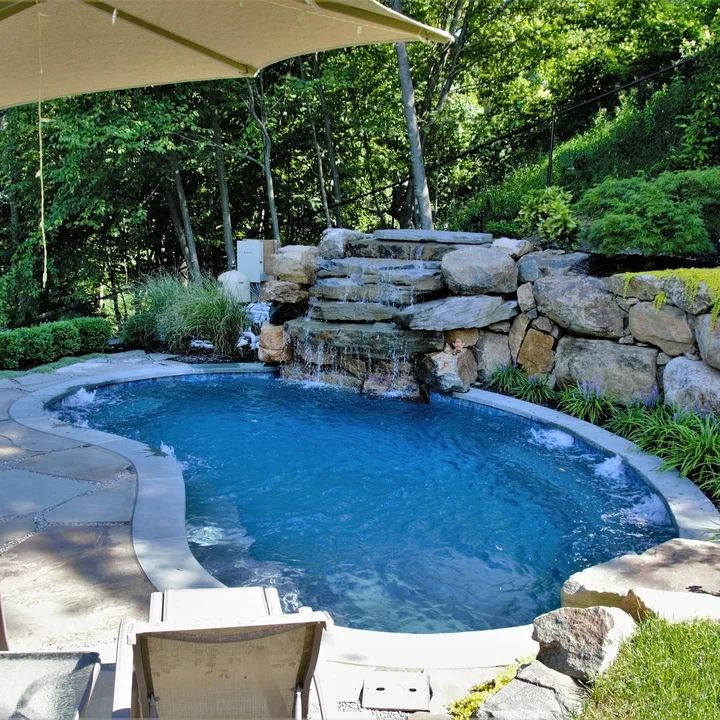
[54,374,676,633]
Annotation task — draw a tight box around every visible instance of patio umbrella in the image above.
[0,0,452,109]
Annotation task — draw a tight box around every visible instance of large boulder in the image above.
[394,296,518,331]
[516,282,536,313]
[508,313,531,363]
[562,539,720,619]
[285,319,444,360]
[666,277,713,315]
[693,314,720,370]
[416,348,478,393]
[628,302,693,356]
[474,331,511,381]
[260,280,309,305]
[271,245,318,284]
[517,250,589,283]
[554,336,658,401]
[257,323,292,364]
[474,661,584,720]
[603,273,664,301]
[624,587,720,624]
[533,606,637,682]
[533,276,625,338]
[663,356,720,414]
[517,329,555,376]
[441,247,518,295]
[316,227,368,259]
[308,301,394,323]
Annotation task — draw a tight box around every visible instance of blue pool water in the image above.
[53,374,676,633]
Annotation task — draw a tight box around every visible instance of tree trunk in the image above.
[246,78,280,243]
[393,0,433,230]
[210,98,236,271]
[163,178,195,283]
[313,54,343,227]
[168,153,201,282]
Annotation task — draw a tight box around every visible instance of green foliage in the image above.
[558,382,617,425]
[72,317,113,353]
[486,364,526,395]
[0,316,109,370]
[518,186,578,245]
[579,618,720,720]
[448,658,533,720]
[123,274,249,355]
[515,375,558,405]
[575,171,718,255]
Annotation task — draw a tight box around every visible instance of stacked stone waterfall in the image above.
[258,228,720,413]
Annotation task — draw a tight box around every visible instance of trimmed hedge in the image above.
[0,316,112,370]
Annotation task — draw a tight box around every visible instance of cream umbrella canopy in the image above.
[0,0,452,109]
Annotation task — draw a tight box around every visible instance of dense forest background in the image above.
[1,0,719,327]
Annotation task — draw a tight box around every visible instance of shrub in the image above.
[515,375,557,405]
[72,317,113,353]
[47,320,82,358]
[557,382,617,424]
[123,274,249,356]
[0,316,111,371]
[486,364,526,395]
[518,186,578,245]
[575,172,717,256]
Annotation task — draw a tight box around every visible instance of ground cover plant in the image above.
[484,365,720,505]
[122,273,249,356]
[578,617,720,720]
[0,316,112,370]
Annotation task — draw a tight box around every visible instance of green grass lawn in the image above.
[0,353,106,379]
[578,618,720,720]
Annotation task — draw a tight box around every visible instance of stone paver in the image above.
[45,475,135,523]
[0,420,85,452]
[18,445,133,482]
[0,515,36,547]
[1,524,154,652]
[0,468,91,516]
[0,388,27,420]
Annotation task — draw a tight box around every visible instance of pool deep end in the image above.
[55,374,676,633]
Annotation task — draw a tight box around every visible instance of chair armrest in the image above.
[111,618,136,719]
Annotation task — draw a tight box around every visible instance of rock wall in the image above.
[258,228,720,412]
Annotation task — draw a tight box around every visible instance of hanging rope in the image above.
[36,0,48,288]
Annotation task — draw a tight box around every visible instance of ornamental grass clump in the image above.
[123,273,248,356]
[515,374,557,405]
[486,364,526,395]
[558,382,617,425]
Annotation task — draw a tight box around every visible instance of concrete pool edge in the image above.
[8,357,718,671]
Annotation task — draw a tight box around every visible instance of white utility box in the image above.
[236,239,264,282]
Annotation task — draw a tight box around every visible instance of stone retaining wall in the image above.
[258,228,720,412]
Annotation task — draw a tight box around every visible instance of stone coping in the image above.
[9,360,717,671]
[455,388,720,541]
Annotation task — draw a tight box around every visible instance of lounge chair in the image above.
[112,588,330,719]
[0,593,101,720]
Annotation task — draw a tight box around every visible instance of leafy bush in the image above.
[515,375,557,405]
[47,320,82,358]
[486,364,526,395]
[557,382,617,425]
[0,316,110,370]
[575,171,718,255]
[518,186,578,245]
[72,317,113,353]
[123,274,249,356]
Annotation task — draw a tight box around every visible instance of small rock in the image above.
[618,335,635,345]
[526,308,539,320]
[530,316,554,334]
[416,348,478,393]
[517,282,536,313]
[441,247,519,295]
[491,237,534,259]
[657,352,671,366]
[474,661,584,720]
[258,323,292,364]
[445,328,480,351]
[533,606,637,682]
[486,321,511,333]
